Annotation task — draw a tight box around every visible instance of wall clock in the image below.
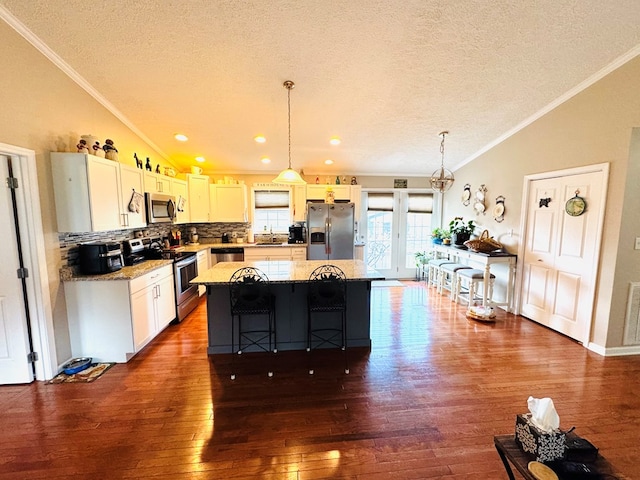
[565,190,586,216]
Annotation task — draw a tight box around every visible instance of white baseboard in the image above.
[587,342,640,356]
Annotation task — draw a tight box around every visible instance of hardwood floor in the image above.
[1,281,639,479]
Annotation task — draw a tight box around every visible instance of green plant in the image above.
[431,227,450,240]
[414,251,432,267]
[449,217,476,236]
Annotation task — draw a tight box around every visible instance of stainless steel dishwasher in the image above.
[212,247,244,263]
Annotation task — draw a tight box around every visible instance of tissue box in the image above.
[515,413,566,462]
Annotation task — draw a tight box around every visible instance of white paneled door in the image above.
[0,155,33,384]
[520,168,607,344]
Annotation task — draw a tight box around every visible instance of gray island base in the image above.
[191,260,384,354]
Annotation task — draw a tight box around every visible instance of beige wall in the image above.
[450,55,640,349]
[0,22,172,362]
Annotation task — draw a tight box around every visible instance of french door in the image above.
[364,191,433,279]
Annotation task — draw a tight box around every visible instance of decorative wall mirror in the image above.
[474,184,487,215]
[462,184,471,206]
[494,195,505,222]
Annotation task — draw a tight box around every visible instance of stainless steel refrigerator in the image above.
[307,202,355,260]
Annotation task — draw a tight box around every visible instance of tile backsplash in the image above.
[59,222,250,266]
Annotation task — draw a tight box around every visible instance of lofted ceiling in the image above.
[2,1,640,177]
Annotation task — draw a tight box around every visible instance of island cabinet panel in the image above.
[209,184,247,222]
[64,265,175,363]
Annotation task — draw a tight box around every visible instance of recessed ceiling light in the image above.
[195,156,205,163]
[261,157,271,164]
[254,135,266,143]
[329,137,341,146]
[324,159,334,165]
[174,133,189,142]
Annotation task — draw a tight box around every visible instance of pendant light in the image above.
[430,130,455,193]
[272,80,307,185]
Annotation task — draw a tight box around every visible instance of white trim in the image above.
[0,5,173,166]
[587,343,640,357]
[0,142,57,380]
[455,44,640,171]
[516,162,610,348]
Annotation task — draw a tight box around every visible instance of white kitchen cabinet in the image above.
[196,249,209,296]
[244,246,306,261]
[170,178,190,224]
[292,185,307,222]
[210,184,248,222]
[143,170,171,194]
[51,152,138,232]
[187,174,210,222]
[119,164,147,229]
[306,184,351,201]
[64,264,175,363]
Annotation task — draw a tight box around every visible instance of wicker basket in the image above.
[464,230,502,253]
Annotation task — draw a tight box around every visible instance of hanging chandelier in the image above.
[272,80,307,185]
[429,130,455,193]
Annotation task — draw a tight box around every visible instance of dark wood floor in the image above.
[2,281,639,479]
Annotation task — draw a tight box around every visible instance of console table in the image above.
[432,244,517,312]
[494,435,626,480]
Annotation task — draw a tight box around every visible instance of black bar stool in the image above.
[228,267,276,380]
[306,264,348,375]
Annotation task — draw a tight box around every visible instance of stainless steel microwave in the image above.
[145,192,177,224]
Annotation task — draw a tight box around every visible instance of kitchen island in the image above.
[191,259,384,354]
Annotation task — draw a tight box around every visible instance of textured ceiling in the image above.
[2,0,640,176]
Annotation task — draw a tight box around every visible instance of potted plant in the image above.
[449,217,476,246]
[431,228,446,245]
[414,251,432,280]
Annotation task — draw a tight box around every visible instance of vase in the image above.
[432,238,443,245]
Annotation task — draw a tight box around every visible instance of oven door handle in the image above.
[175,254,197,268]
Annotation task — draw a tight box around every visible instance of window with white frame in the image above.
[404,193,433,268]
[251,188,292,233]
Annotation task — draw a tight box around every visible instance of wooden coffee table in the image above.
[494,435,626,480]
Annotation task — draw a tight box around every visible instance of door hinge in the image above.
[6,176,19,189]
[17,267,29,279]
[27,351,38,363]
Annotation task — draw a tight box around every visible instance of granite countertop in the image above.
[192,259,384,285]
[60,259,174,282]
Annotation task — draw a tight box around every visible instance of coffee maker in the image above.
[288,224,306,244]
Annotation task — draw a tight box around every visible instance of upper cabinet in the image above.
[143,171,171,194]
[51,152,146,232]
[118,164,147,229]
[170,178,189,224]
[187,174,210,222]
[210,184,248,222]
[306,184,351,201]
[292,185,307,222]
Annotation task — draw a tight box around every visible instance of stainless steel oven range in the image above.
[163,248,199,322]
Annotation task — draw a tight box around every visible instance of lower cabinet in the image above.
[65,265,176,363]
[244,246,307,261]
[196,249,209,296]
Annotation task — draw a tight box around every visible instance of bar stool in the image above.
[307,264,348,375]
[438,263,472,297]
[427,259,456,288]
[455,268,496,306]
[228,267,276,380]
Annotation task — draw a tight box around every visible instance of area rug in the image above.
[372,280,405,287]
[48,363,115,384]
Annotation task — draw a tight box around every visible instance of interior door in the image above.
[520,171,605,343]
[0,155,33,384]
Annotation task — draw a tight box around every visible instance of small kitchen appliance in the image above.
[288,224,306,244]
[78,242,123,275]
[221,233,230,243]
[188,227,199,245]
[145,192,177,224]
